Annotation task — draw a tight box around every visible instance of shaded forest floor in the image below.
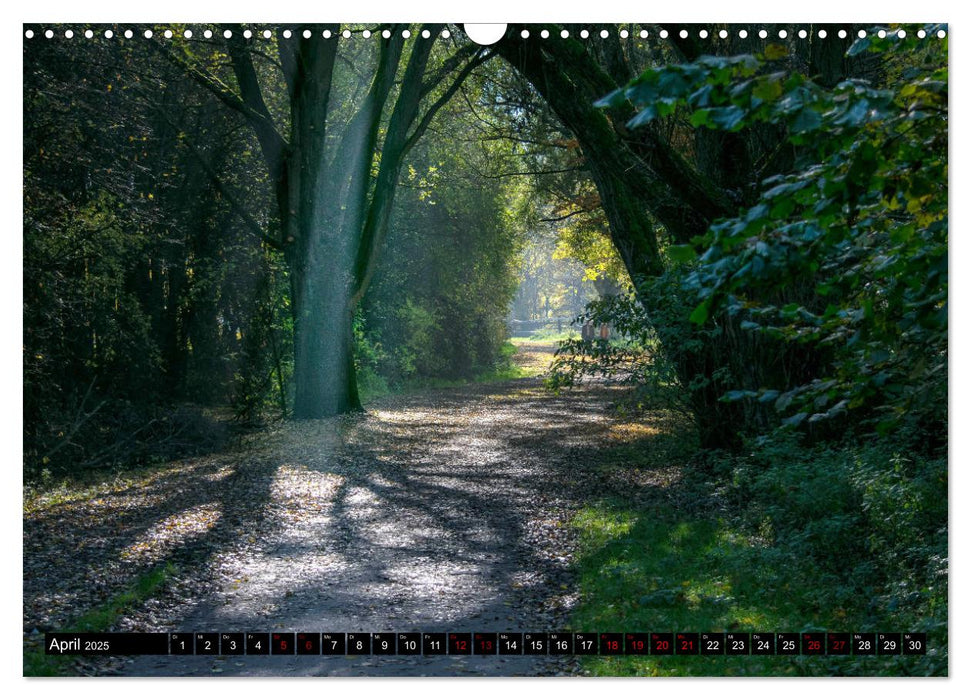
[23,340,944,676]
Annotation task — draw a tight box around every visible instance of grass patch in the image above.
[476,365,529,382]
[569,493,945,675]
[23,562,178,676]
[73,563,177,631]
[477,341,531,381]
[572,501,940,676]
[24,462,183,513]
[565,421,946,677]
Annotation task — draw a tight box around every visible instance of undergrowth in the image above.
[568,430,947,676]
[23,563,178,676]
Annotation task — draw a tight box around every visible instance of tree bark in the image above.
[289,251,360,417]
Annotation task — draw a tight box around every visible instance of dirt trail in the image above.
[509,340,559,376]
[26,347,651,676]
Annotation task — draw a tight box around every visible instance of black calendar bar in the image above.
[44,633,169,655]
[45,631,929,655]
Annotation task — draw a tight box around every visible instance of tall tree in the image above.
[165,24,489,417]
[494,24,865,446]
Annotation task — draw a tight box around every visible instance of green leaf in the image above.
[782,412,808,427]
[689,84,715,108]
[593,88,626,109]
[847,36,871,57]
[689,299,711,325]
[722,390,758,402]
[667,244,697,263]
[834,99,871,127]
[689,109,712,128]
[775,393,795,412]
[708,105,747,131]
[752,74,784,101]
[626,105,659,128]
[758,389,780,403]
[763,43,789,61]
[791,107,822,133]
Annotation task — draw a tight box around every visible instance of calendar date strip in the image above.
[45,631,928,656]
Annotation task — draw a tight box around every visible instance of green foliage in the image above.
[570,430,946,676]
[353,311,392,400]
[730,433,947,644]
[23,189,232,475]
[547,287,688,417]
[231,260,292,425]
[550,180,630,292]
[595,25,947,444]
[359,110,525,389]
[568,35,947,673]
[24,193,161,403]
[23,36,281,472]
[584,27,948,447]
[513,229,600,324]
[548,269,762,448]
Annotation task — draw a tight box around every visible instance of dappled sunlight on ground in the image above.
[23,455,256,632]
[24,369,697,675]
[607,421,663,440]
[269,464,343,513]
[24,459,226,516]
[121,503,222,563]
[201,465,236,482]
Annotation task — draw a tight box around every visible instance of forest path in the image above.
[27,351,677,676]
[118,379,625,676]
[508,339,560,376]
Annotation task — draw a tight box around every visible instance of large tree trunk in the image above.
[290,288,361,418]
[276,29,366,419]
[287,186,363,419]
[279,28,434,419]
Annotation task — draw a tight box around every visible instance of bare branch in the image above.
[478,165,586,180]
[418,43,477,98]
[539,208,598,223]
[403,49,494,154]
[150,103,285,250]
[152,37,289,181]
[277,28,299,100]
